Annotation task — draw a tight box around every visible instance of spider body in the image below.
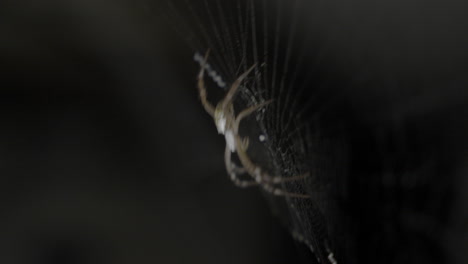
[196,51,309,198]
[214,104,236,152]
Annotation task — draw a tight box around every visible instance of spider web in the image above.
[160,0,468,263]
[163,1,343,263]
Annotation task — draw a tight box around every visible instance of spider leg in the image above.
[224,145,257,188]
[234,134,260,176]
[197,51,215,117]
[221,64,257,110]
[268,172,310,184]
[262,184,310,198]
[234,99,273,132]
[233,140,310,197]
[241,137,249,150]
[231,164,246,174]
[232,138,309,197]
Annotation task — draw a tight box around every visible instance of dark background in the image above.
[1,0,467,263]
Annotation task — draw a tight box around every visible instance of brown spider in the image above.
[196,51,309,198]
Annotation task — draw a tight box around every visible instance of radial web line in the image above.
[236,0,249,78]
[269,0,282,109]
[214,0,239,78]
[261,0,270,100]
[277,0,303,134]
[202,0,234,79]
[249,0,262,97]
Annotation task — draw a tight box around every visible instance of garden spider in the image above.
[196,51,310,198]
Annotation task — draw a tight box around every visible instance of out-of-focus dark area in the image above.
[0,0,467,264]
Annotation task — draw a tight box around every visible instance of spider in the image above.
[196,51,309,198]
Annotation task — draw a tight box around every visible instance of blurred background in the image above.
[0,0,467,263]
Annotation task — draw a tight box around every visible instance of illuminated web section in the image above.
[160,0,468,263]
[164,0,347,263]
